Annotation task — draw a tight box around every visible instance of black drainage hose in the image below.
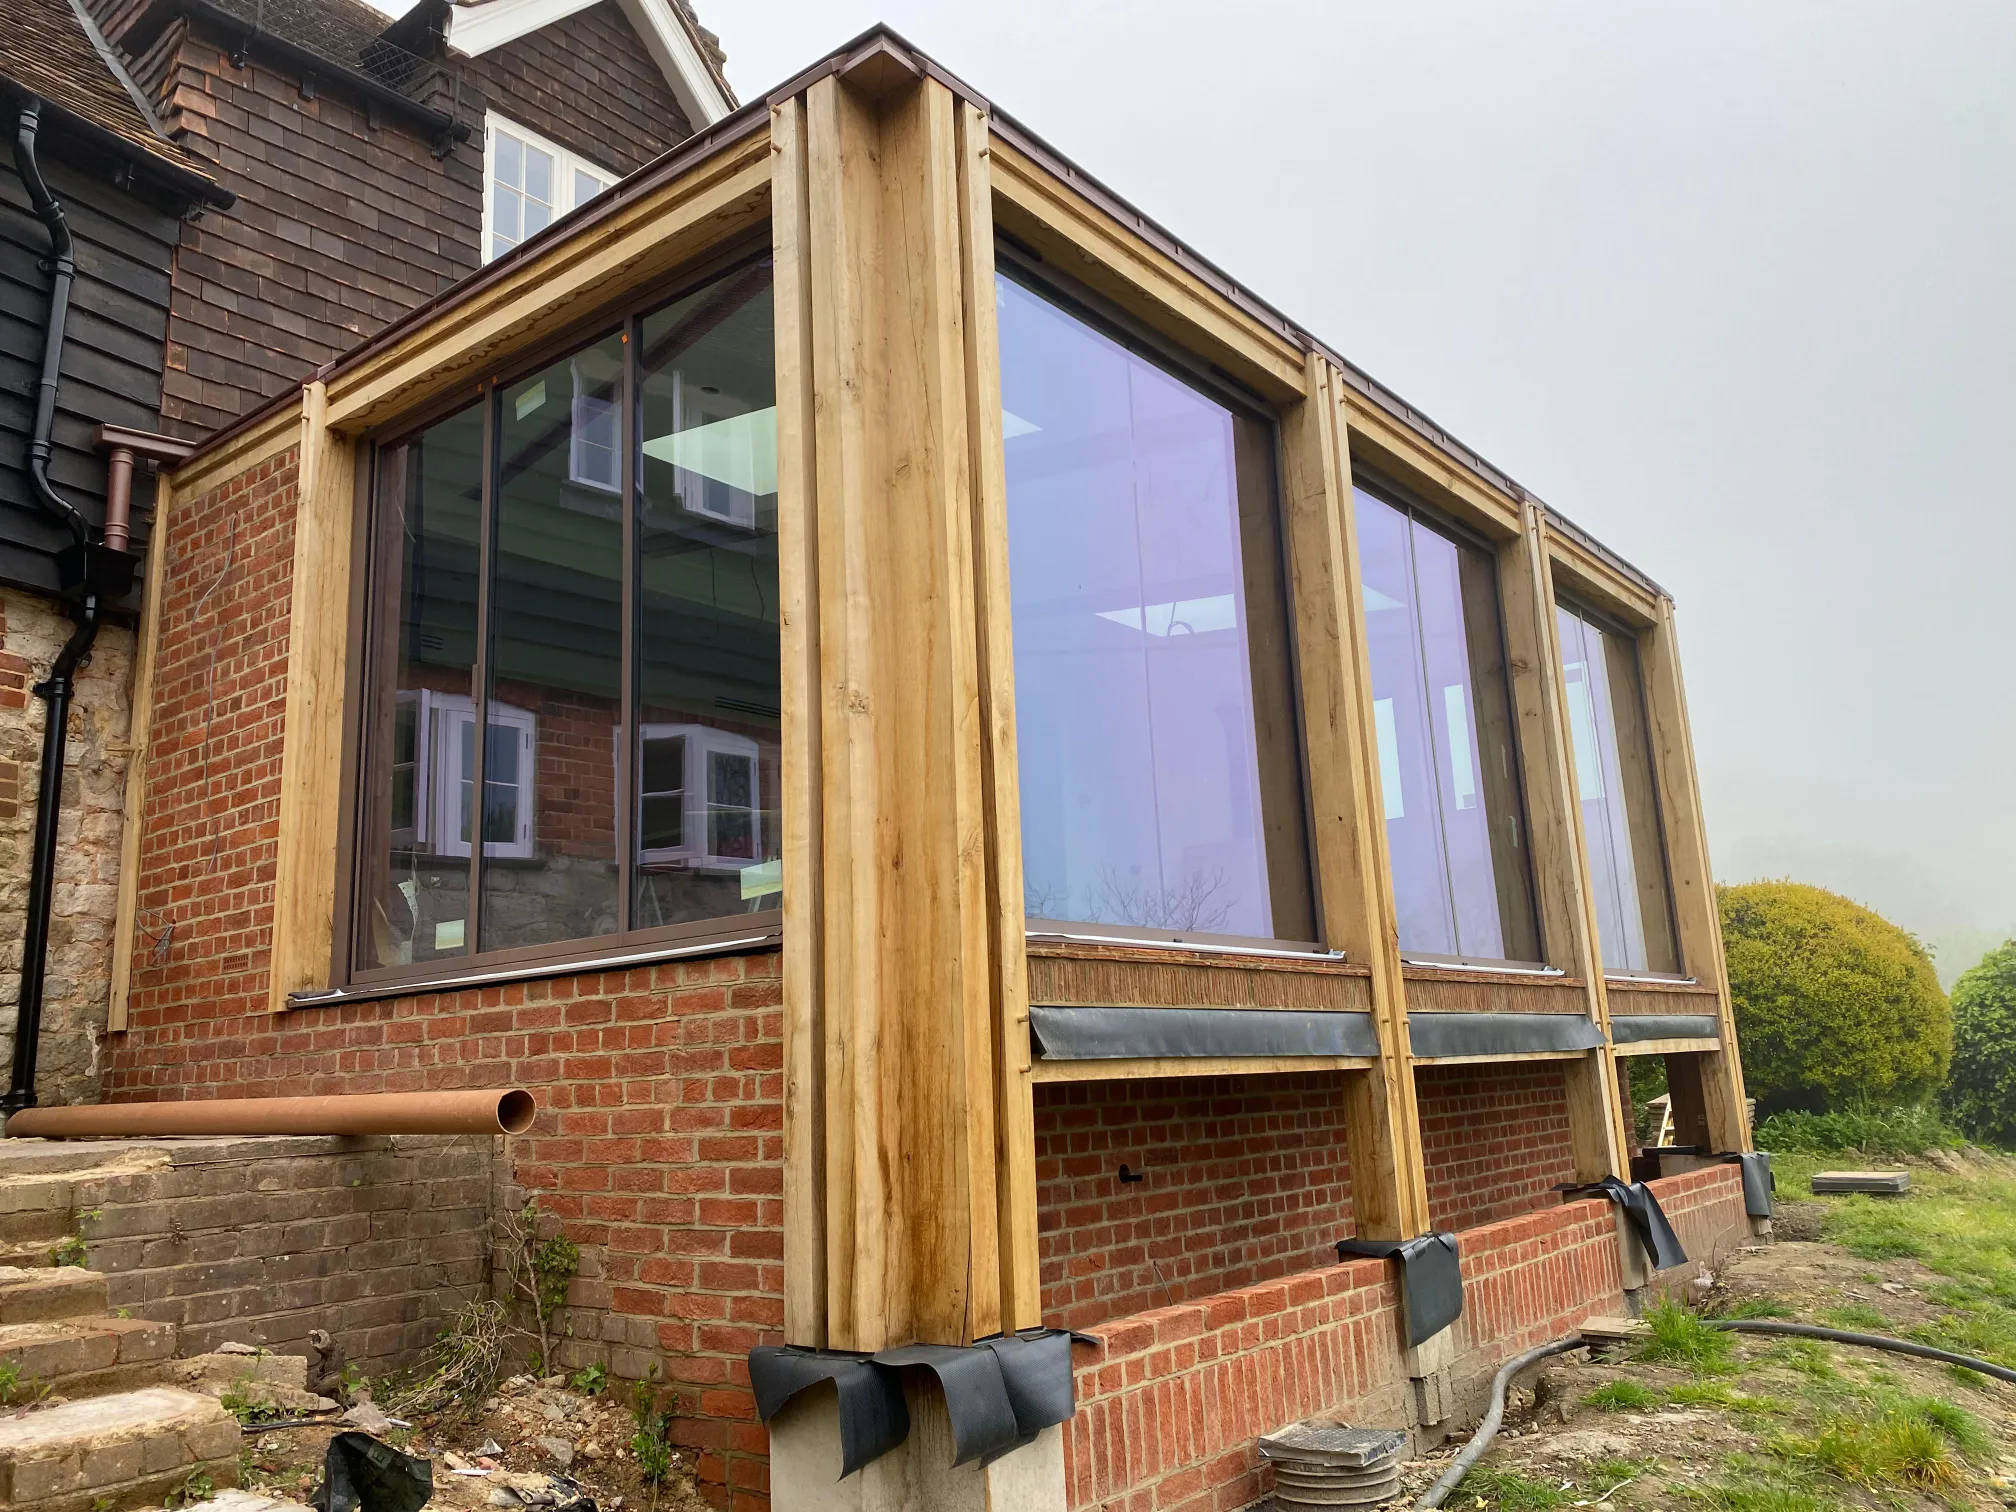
[1411,1318,2016,1510]
[1411,1335,1587,1510]
[1708,1318,2016,1385]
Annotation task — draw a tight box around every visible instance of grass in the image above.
[1667,1380,1793,1416]
[1449,1466,1571,1509]
[1635,1298,1739,1374]
[1713,1296,1794,1320]
[1582,1378,1661,1411]
[1813,1303,1889,1332]
[1754,1105,1962,1157]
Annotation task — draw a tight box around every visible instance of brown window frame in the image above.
[994,244,1328,958]
[1553,592,1687,981]
[331,234,782,999]
[1350,470,1548,972]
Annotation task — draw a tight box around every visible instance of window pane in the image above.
[1557,605,1679,973]
[633,260,781,925]
[998,272,1314,942]
[1358,487,1538,961]
[357,404,483,968]
[523,143,553,207]
[574,168,605,206]
[480,333,627,952]
[493,183,522,250]
[495,130,522,190]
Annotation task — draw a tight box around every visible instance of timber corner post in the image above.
[771,46,1055,1506]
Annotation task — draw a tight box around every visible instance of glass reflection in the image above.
[997,271,1313,942]
[632,261,781,925]
[480,333,626,953]
[1357,488,1538,962]
[358,404,483,968]
[1556,605,1679,974]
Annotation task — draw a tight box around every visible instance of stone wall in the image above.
[0,590,135,1107]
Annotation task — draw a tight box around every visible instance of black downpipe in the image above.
[3,100,105,1115]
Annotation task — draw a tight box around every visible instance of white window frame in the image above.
[632,723,761,873]
[412,692,538,859]
[482,112,619,265]
[568,356,621,493]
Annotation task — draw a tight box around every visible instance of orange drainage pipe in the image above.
[4,1089,536,1139]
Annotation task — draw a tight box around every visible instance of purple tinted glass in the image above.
[998,274,1309,941]
[1357,488,1538,961]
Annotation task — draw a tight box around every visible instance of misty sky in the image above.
[411,1,2016,979]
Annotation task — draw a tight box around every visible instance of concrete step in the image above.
[0,1268,109,1326]
[0,1387,238,1512]
[0,1144,173,1181]
[0,1177,81,1248]
[0,1315,178,1401]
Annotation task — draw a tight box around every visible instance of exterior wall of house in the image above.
[1416,1061,1581,1232]
[1033,1073,1356,1333]
[0,592,134,1107]
[95,0,695,437]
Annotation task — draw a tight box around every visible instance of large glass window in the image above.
[997,269,1314,944]
[353,257,780,978]
[1357,487,1539,963]
[1556,602,1680,975]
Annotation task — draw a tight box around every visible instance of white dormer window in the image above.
[634,724,761,872]
[483,113,618,263]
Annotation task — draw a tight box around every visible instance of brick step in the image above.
[0,1144,173,1181]
[0,1268,109,1326]
[0,1387,238,1512]
[0,1241,57,1269]
[0,1178,82,1246]
[0,1316,178,1401]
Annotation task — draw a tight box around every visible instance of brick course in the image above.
[1034,1073,1355,1333]
[1415,1061,1579,1232]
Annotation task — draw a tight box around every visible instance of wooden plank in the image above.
[1279,354,1429,1241]
[1504,503,1629,1181]
[803,69,1002,1350]
[1031,1055,1375,1084]
[1613,1038,1722,1058]
[104,472,175,1033]
[324,135,774,433]
[1411,1049,1585,1068]
[166,402,300,506]
[957,97,1042,1334]
[1641,597,1751,1152]
[986,137,1307,402]
[264,383,356,1013]
[1542,523,1661,628]
[771,93,827,1350]
[1342,395,1523,542]
[1030,952,1372,1013]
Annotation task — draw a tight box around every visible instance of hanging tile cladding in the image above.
[1415,1060,1580,1232]
[104,448,781,1510]
[88,0,693,438]
[1033,1072,1355,1333]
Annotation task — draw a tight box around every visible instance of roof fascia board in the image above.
[446,0,732,127]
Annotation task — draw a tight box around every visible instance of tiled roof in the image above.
[1,0,220,187]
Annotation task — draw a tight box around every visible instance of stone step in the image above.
[0,1144,173,1181]
[0,1315,178,1401]
[0,1178,81,1246]
[0,1240,57,1269]
[0,1387,239,1512]
[0,1268,109,1326]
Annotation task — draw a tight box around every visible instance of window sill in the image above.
[291,925,780,1008]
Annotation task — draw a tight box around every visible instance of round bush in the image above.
[1719,881,1951,1113]
[1947,940,2016,1146]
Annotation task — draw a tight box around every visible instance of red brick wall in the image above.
[1063,1167,1748,1512]
[1416,1061,1579,1232]
[109,455,784,1510]
[1034,1073,1355,1333]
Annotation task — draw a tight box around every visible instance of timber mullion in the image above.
[1642,595,1751,1152]
[1281,354,1430,1241]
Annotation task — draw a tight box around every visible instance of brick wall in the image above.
[1062,1166,1748,1512]
[1416,1061,1579,1232]
[1033,1073,1355,1333]
[55,1133,492,1371]
[0,592,137,1106]
[108,454,783,1507]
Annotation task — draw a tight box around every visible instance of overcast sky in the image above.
[717,2,2016,978]
[411,1,2016,978]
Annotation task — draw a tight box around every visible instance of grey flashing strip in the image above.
[1408,1012,1605,1059]
[1028,1005,1380,1062]
[1610,1014,1720,1045]
[1401,957,1566,977]
[1026,930,1345,964]
[287,931,779,1008]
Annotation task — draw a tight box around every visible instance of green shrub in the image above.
[1754,1104,1960,1156]
[1945,939,2016,1146]
[1719,882,1951,1111]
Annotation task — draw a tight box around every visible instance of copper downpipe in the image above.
[5,1089,537,1139]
